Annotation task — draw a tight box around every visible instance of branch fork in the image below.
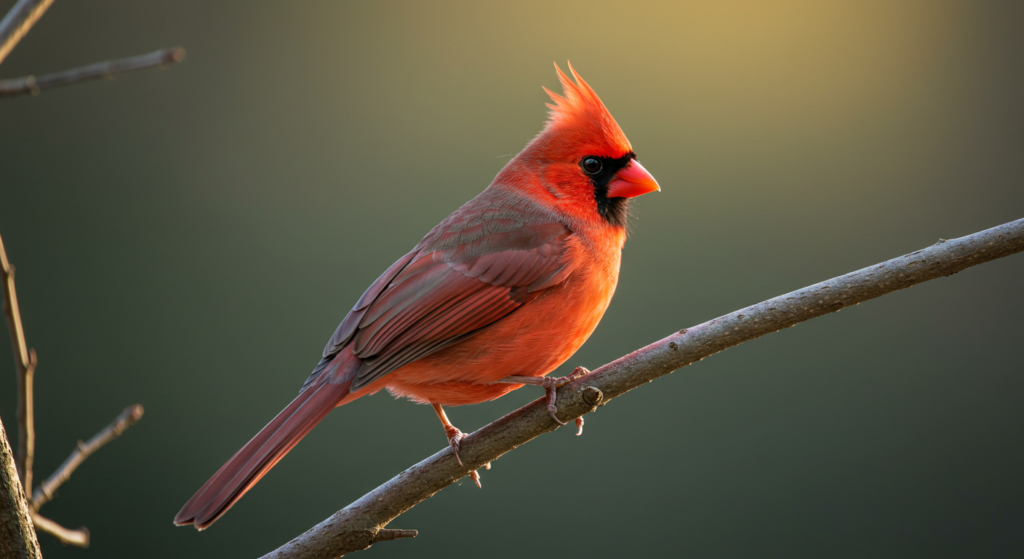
[0,0,178,550]
[2,232,145,548]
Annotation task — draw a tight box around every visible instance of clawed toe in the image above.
[433,403,468,466]
[570,366,591,381]
[494,367,593,427]
[447,430,466,466]
[547,404,568,426]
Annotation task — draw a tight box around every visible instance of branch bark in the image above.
[0,47,186,97]
[0,0,53,66]
[262,217,1024,559]
[0,417,41,559]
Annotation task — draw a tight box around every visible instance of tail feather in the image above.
[175,357,356,529]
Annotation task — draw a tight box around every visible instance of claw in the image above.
[432,403,467,466]
[575,415,584,436]
[447,430,466,466]
[570,366,591,381]
[469,470,482,488]
[494,366,592,427]
[547,392,568,425]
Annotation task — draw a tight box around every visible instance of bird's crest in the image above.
[542,62,631,153]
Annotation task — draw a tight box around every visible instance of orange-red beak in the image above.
[606,159,660,199]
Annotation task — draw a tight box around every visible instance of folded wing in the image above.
[304,202,575,392]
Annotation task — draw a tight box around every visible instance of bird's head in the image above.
[505,62,660,228]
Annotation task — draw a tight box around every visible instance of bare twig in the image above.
[31,404,144,510]
[28,512,88,547]
[0,46,186,97]
[0,232,36,494]
[0,417,41,559]
[2,229,145,547]
[0,0,53,66]
[1,4,168,550]
[262,217,1024,559]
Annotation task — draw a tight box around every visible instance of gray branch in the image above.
[0,47,185,97]
[0,0,53,66]
[31,404,144,511]
[262,217,1024,559]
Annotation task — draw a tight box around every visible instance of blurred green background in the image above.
[1,1,1022,557]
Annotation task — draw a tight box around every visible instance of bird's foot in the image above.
[444,426,466,467]
[468,462,492,488]
[432,403,467,466]
[494,366,591,426]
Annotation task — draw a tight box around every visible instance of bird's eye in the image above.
[581,157,603,175]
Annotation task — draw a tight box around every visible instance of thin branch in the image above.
[0,417,41,559]
[3,230,145,548]
[0,46,186,97]
[0,231,36,494]
[1,5,165,550]
[29,512,88,547]
[31,404,144,510]
[0,0,53,66]
[262,217,1024,559]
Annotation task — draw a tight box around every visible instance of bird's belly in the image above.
[381,266,618,406]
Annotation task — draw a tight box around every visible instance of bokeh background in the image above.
[1,1,1023,557]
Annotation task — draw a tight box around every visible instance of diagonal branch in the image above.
[262,217,1024,559]
[31,404,144,511]
[0,231,36,494]
[28,512,87,547]
[0,47,186,97]
[0,0,53,66]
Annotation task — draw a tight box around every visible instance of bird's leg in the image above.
[494,366,591,426]
[432,403,466,467]
[433,404,486,487]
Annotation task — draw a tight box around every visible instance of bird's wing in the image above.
[302,201,575,392]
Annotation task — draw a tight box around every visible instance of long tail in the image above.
[174,353,358,530]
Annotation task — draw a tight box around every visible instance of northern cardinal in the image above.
[174,62,659,530]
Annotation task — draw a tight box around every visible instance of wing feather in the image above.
[305,195,576,393]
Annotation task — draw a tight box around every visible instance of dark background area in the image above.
[1,1,1022,557]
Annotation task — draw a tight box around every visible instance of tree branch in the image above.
[2,229,145,547]
[0,0,53,66]
[31,404,144,511]
[0,47,186,97]
[0,417,41,559]
[262,217,1024,559]
[0,232,36,494]
[28,512,88,547]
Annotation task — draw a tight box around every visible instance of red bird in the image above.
[174,63,659,530]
